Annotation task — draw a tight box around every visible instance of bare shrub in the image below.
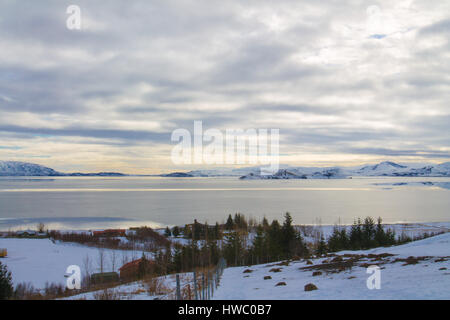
[93,289,120,300]
[14,282,40,300]
[144,276,169,296]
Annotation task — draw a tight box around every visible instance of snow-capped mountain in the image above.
[0,161,61,176]
[354,161,409,176]
[187,165,289,177]
[237,161,450,179]
[431,162,450,176]
[0,161,125,177]
[240,169,307,180]
[1,160,449,178]
[352,161,450,177]
[240,167,348,180]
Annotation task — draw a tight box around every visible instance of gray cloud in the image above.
[0,0,449,171]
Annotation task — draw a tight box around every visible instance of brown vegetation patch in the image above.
[394,256,432,266]
[300,258,356,274]
[304,283,318,291]
[264,276,272,280]
[243,269,254,273]
[269,268,282,273]
[275,282,286,286]
[367,253,395,259]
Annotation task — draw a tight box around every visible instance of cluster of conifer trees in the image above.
[166,212,308,272]
[150,214,437,275]
[322,217,397,253]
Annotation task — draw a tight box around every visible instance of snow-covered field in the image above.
[62,272,193,300]
[0,238,146,289]
[213,232,450,300]
[300,222,450,243]
[64,231,450,300]
[1,222,449,299]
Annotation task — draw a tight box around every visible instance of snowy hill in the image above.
[237,161,450,179]
[240,169,307,180]
[0,161,125,177]
[1,160,449,178]
[0,161,61,176]
[432,162,450,176]
[355,161,408,176]
[239,168,348,179]
[213,232,450,300]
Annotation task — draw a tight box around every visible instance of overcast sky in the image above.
[0,0,449,173]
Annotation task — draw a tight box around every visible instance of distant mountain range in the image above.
[1,160,449,178]
[0,161,126,177]
[182,161,450,179]
[238,161,450,179]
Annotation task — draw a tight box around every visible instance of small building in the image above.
[0,248,7,258]
[119,258,154,280]
[90,272,119,285]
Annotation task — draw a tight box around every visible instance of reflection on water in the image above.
[0,176,449,230]
[0,217,162,231]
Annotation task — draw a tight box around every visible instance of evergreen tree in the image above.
[281,212,296,258]
[172,226,180,237]
[362,217,376,248]
[339,228,349,249]
[267,220,283,261]
[164,226,172,237]
[214,222,221,240]
[223,232,243,266]
[233,213,248,231]
[316,235,328,256]
[192,219,201,240]
[386,228,396,245]
[327,226,342,252]
[262,217,269,230]
[375,217,386,246]
[251,225,266,264]
[225,214,234,230]
[183,225,192,239]
[350,218,363,250]
[0,262,13,300]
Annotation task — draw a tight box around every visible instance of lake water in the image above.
[0,176,449,230]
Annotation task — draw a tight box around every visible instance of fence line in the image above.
[158,258,226,300]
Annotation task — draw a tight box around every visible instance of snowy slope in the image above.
[0,238,148,289]
[237,161,450,179]
[0,161,125,176]
[62,272,193,300]
[0,161,61,176]
[213,233,450,300]
[355,161,408,176]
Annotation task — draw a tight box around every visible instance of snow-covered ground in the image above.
[1,223,449,299]
[300,222,450,243]
[213,232,450,300]
[0,238,148,289]
[62,272,193,300]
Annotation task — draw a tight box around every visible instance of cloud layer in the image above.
[0,0,449,173]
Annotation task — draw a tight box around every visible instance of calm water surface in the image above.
[0,176,449,230]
